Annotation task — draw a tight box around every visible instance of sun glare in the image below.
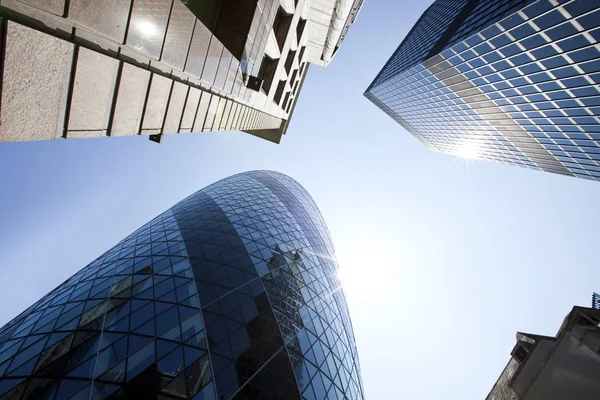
[456,140,480,160]
[336,238,394,305]
[135,19,158,37]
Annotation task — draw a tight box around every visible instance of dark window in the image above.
[296,18,307,41]
[531,45,558,59]
[490,34,511,48]
[274,80,286,105]
[570,47,600,63]
[558,34,592,52]
[273,7,293,51]
[521,34,547,50]
[565,0,599,17]
[577,10,600,30]
[553,66,578,79]
[547,22,579,41]
[510,23,535,40]
[534,10,565,30]
[285,50,296,74]
[541,56,568,69]
[183,0,258,60]
[523,0,554,19]
[483,51,502,63]
[258,56,278,94]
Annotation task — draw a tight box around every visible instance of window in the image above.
[558,34,592,52]
[273,7,293,51]
[274,80,286,105]
[183,0,257,61]
[547,22,578,41]
[491,34,511,48]
[533,10,565,30]
[258,56,278,94]
[532,45,559,59]
[284,50,296,74]
[296,18,307,41]
[510,23,535,40]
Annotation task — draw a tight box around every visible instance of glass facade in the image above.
[366,0,600,182]
[592,292,600,310]
[0,171,364,400]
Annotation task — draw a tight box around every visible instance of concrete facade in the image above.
[0,0,363,144]
[487,306,600,400]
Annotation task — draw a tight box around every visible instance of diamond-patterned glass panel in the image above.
[0,171,363,400]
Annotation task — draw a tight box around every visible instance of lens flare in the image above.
[456,140,480,160]
[135,20,158,37]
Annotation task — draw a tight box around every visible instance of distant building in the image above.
[486,305,600,400]
[592,292,600,309]
[0,0,363,143]
[0,171,364,399]
[366,0,600,182]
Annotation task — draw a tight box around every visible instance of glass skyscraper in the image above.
[592,292,600,309]
[0,171,363,400]
[365,0,600,182]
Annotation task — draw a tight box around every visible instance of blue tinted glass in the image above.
[522,34,548,50]
[510,23,536,40]
[559,34,592,52]
[500,13,524,30]
[583,63,600,75]
[572,87,599,97]
[570,47,600,63]
[491,34,511,48]
[530,72,552,83]
[532,45,559,59]
[577,10,600,29]
[565,0,598,17]
[519,63,543,74]
[126,341,156,381]
[562,76,588,88]
[474,42,493,55]
[492,60,511,70]
[523,0,553,18]
[542,56,568,69]
[534,10,565,30]
[547,22,579,40]
[553,66,579,79]
[483,51,502,63]
[482,24,502,39]
[510,53,533,65]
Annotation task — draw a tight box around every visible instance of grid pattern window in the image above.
[369,0,536,89]
[593,292,600,310]
[444,0,538,53]
[0,210,213,400]
[367,64,538,169]
[0,171,364,400]
[366,0,600,182]
[369,0,468,87]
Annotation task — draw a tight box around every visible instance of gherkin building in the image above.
[0,171,364,400]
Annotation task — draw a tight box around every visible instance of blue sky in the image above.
[2,0,600,398]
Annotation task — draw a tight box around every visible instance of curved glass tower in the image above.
[0,171,363,400]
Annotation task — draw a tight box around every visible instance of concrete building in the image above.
[0,0,363,144]
[366,0,600,182]
[487,305,600,400]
